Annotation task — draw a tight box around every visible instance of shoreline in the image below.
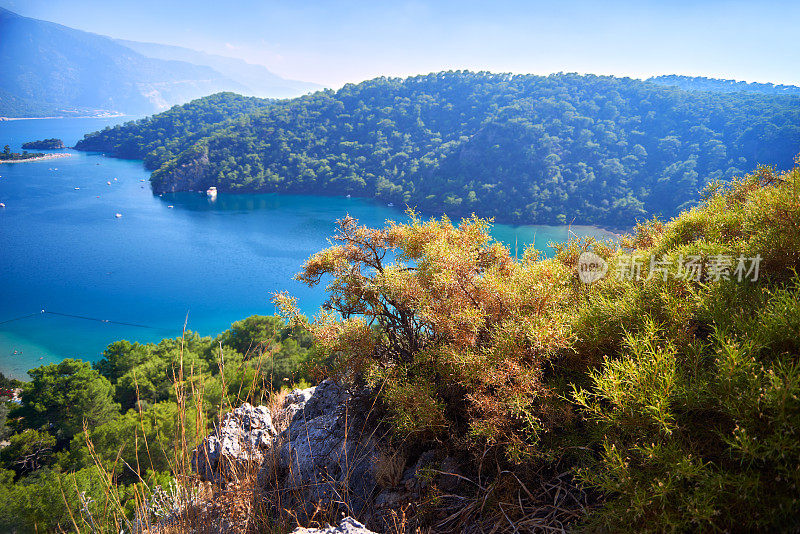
[91,147,635,236]
[0,114,125,121]
[0,152,73,164]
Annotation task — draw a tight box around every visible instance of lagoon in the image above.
[0,118,614,378]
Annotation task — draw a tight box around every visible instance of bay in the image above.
[0,117,615,378]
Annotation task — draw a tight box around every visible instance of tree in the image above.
[214,315,284,357]
[94,340,150,382]
[2,145,9,156]
[20,359,120,440]
[0,429,56,476]
[63,402,196,481]
[276,213,576,460]
[0,403,9,441]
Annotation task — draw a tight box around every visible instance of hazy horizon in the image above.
[2,0,799,89]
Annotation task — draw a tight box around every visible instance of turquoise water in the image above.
[0,118,615,379]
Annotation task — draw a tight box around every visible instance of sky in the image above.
[3,0,799,88]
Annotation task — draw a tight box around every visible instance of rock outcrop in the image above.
[151,144,211,193]
[191,380,426,530]
[288,517,377,534]
[264,380,380,521]
[192,402,277,484]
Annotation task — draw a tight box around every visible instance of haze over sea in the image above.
[0,117,613,378]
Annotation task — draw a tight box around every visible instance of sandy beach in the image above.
[0,113,124,121]
[0,152,73,164]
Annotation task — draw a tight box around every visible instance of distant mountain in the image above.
[116,40,322,99]
[649,75,800,96]
[0,8,315,118]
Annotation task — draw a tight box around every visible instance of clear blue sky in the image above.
[3,0,799,88]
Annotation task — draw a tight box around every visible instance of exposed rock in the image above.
[151,145,211,193]
[265,380,380,522]
[192,402,276,484]
[192,381,390,528]
[437,456,465,493]
[288,517,377,534]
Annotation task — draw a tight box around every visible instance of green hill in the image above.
[77,72,800,227]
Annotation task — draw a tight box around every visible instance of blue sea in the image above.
[0,117,615,379]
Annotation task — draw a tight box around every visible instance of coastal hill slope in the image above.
[0,8,316,117]
[77,72,800,227]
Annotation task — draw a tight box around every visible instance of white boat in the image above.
[0,203,5,208]
[74,187,80,190]
[106,181,111,185]
[115,213,122,218]
[346,194,351,198]
[206,186,218,198]
[387,202,394,207]
[167,205,174,209]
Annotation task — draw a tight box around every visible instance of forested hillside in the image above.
[76,93,271,169]
[650,75,800,95]
[77,72,800,227]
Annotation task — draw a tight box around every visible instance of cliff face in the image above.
[151,145,212,193]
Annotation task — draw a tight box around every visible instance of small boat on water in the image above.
[115,213,122,218]
[74,187,80,190]
[0,203,5,208]
[387,202,394,207]
[167,205,174,208]
[106,181,111,185]
[346,194,351,198]
[206,186,218,199]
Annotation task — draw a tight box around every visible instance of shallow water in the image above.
[0,118,614,378]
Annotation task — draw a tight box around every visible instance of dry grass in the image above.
[432,469,593,534]
[374,446,407,489]
[268,388,292,433]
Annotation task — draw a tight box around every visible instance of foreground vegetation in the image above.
[76,72,800,227]
[278,160,800,531]
[0,316,312,532]
[1,161,798,532]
